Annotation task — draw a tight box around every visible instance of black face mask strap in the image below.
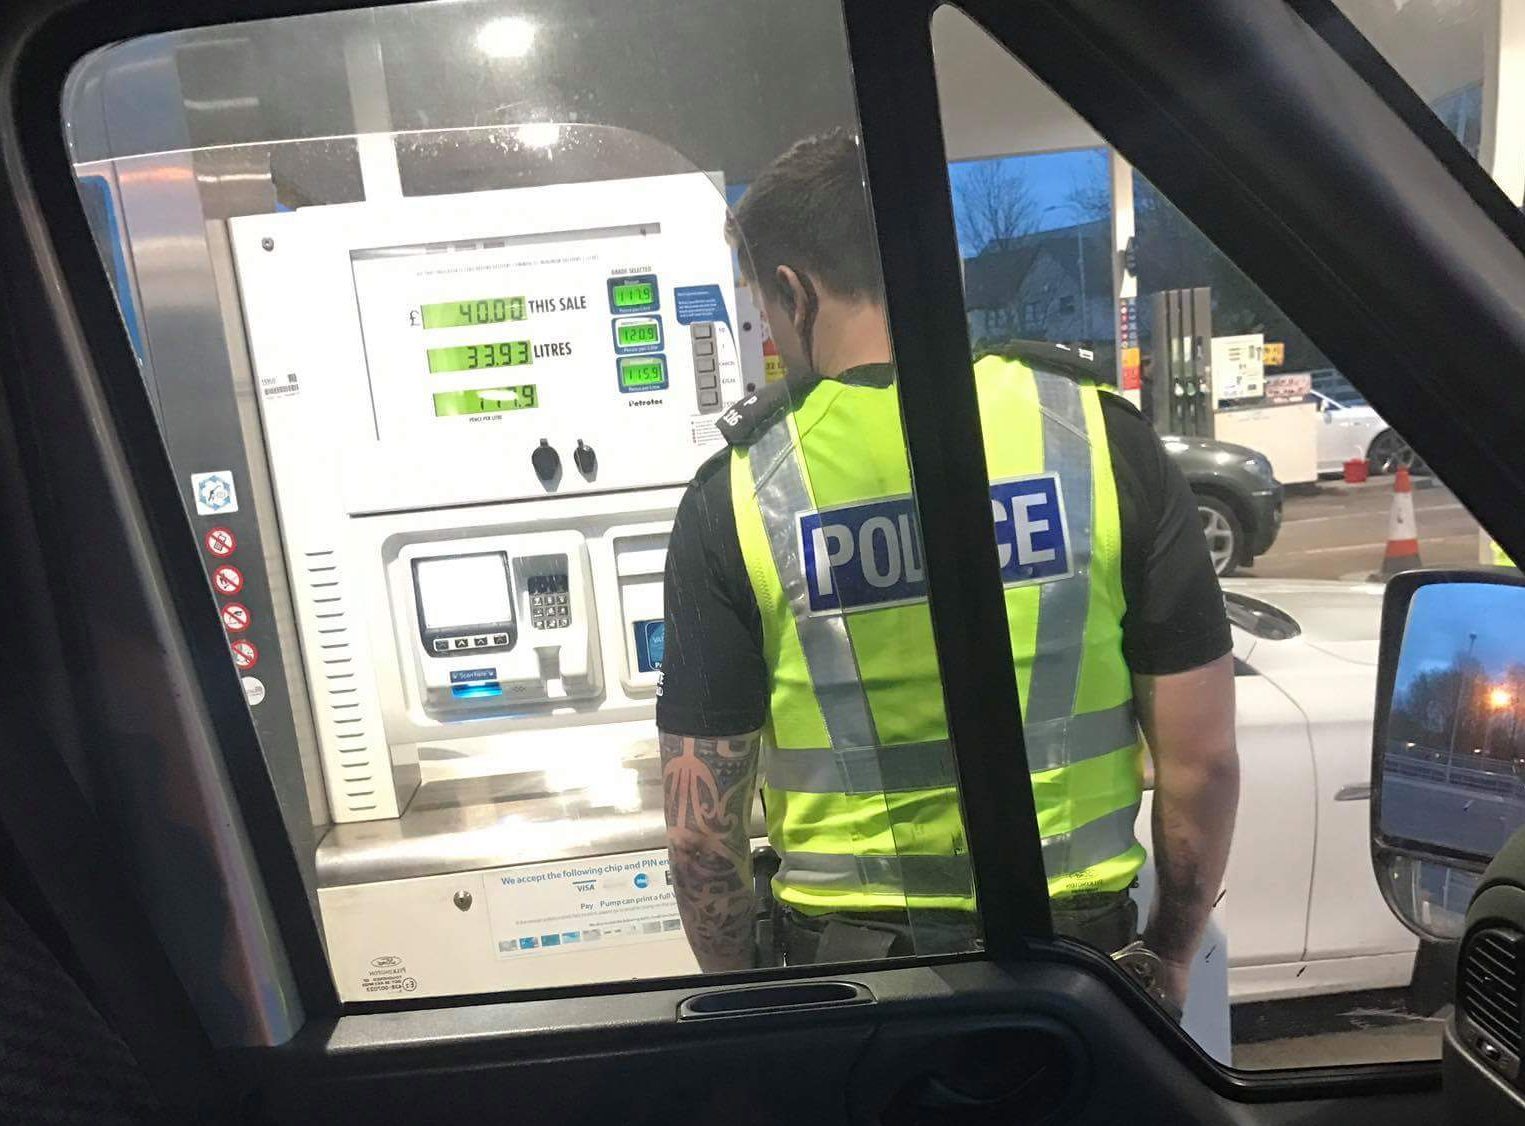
[795,271,821,374]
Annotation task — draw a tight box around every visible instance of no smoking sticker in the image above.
[221,602,251,633]
[204,526,237,557]
[212,565,244,595]
[230,639,259,671]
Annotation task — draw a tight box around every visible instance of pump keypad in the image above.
[529,573,572,630]
[692,322,721,412]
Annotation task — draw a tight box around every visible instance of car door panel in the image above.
[259,959,1444,1126]
[1249,643,1418,964]
[1214,672,1319,974]
[13,0,1525,1115]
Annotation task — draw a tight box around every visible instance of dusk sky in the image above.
[727,146,1111,260]
[945,148,1109,256]
[1395,583,1525,691]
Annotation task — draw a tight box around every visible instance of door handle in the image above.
[1334,782,1371,802]
[678,980,873,1020]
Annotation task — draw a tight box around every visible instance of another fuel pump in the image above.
[1147,286,1214,436]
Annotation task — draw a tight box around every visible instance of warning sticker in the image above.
[240,676,266,707]
[204,526,237,557]
[212,565,244,596]
[221,602,251,633]
[230,639,259,671]
[191,471,239,516]
[484,849,682,960]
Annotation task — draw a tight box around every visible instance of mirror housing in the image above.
[1372,569,1525,940]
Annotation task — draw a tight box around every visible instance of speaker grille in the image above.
[1460,927,1525,1063]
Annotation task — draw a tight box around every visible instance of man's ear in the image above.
[774,265,810,329]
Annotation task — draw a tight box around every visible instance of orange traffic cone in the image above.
[1380,466,1423,576]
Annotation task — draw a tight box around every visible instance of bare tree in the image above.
[955,160,1038,254]
[1065,149,1111,222]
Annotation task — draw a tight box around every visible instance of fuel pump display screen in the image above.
[427,341,533,373]
[612,282,653,309]
[616,321,661,348]
[608,275,659,314]
[618,355,667,391]
[421,297,527,329]
[415,553,514,631]
[433,385,538,416]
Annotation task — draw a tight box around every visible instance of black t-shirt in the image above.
[655,370,1230,738]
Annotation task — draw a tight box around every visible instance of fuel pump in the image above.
[76,114,763,1000]
[1148,286,1214,437]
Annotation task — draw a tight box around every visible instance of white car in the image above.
[1141,578,1420,1004]
[1307,373,1421,476]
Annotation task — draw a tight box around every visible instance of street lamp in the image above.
[1447,633,1480,779]
[1491,686,1514,710]
[1039,204,1088,342]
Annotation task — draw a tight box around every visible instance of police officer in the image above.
[657,131,1239,1011]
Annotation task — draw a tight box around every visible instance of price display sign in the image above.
[607,275,659,314]
[434,385,539,416]
[618,355,668,392]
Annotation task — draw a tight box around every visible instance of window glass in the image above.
[1329,1,1522,200]
[953,146,1114,369]
[63,0,994,1005]
[935,2,1501,1069]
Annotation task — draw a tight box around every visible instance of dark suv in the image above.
[996,340,1284,577]
[1163,434,1283,577]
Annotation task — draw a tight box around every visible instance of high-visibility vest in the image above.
[726,356,1145,914]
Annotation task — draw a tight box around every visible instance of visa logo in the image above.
[798,474,1071,614]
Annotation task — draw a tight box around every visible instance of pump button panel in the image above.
[691,323,723,414]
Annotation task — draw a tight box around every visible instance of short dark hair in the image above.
[728,129,882,304]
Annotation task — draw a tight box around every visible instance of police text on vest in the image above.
[798,474,1072,613]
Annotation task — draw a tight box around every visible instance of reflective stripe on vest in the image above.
[731,360,1144,912]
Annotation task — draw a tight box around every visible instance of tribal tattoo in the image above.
[659,730,761,972]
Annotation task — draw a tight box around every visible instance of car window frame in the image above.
[1,0,1522,1100]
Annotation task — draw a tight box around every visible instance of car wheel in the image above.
[1197,494,1243,578]
[1367,429,1426,476]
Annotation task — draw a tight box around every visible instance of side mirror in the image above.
[1371,569,1525,940]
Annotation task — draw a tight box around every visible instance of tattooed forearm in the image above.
[1136,658,1239,981]
[659,729,762,972]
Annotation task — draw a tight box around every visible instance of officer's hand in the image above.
[1157,960,1191,1017]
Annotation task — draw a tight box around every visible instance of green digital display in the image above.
[612,282,654,309]
[617,321,661,348]
[433,385,538,417]
[426,341,532,373]
[619,356,667,390]
[420,296,527,329]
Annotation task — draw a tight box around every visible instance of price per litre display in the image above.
[427,340,533,373]
[618,355,667,392]
[612,283,653,309]
[613,317,662,352]
[608,275,659,314]
[433,385,539,417]
[420,296,527,329]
